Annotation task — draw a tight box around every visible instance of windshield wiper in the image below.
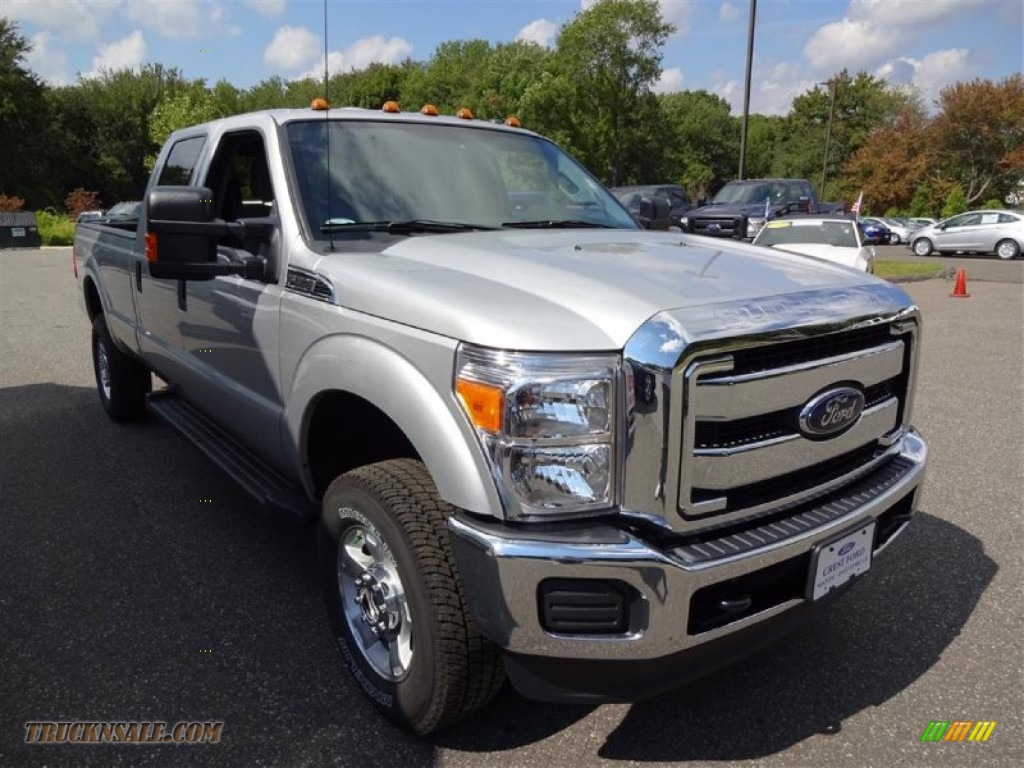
[502,219,618,229]
[320,219,497,234]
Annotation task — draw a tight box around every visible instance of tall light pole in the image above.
[819,77,839,200]
[737,0,757,180]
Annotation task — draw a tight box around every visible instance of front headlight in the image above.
[747,217,766,237]
[679,216,689,231]
[455,344,619,520]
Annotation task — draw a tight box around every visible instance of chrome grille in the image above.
[677,322,915,527]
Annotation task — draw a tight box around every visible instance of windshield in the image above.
[756,220,860,248]
[285,120,637,238]
[713,182,775,205]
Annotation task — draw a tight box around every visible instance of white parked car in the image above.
[910,209,1024,259]
[752,216,875,272]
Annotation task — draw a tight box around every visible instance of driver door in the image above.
[175,129,288,470]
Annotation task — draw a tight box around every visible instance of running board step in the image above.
[147,390,317,520]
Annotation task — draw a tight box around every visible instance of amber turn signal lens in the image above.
[382,100,401,113]
[144,232,158,263]
[311,98,329,110]
[455,107,474,120]
[420,104,439,116]
[456,379,503,432]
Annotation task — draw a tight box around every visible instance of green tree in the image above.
[908,184,936,218]
[660,90,739,199]
[941,183,967,219]
[535,0,674,185]
[0,19,53,206]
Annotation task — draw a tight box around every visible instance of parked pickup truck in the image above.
[75,104,927,735]
[682,178,845,240]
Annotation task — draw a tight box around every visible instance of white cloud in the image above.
[125,0,206,40]
[264,25,321,70]
[295,36,414,80]
[804,0,999,75]
[804,18,900,73]
[85,31,147,77]
[877,49,975,107]
[244,0,286,17]
[718,2,739,23]
[516,19,558,48]
[711,62,815,116]
[581,0,694,35]
[6,0,120,41]
[849,0,996,27]
[24,32,69,84]
[653,67,685,93]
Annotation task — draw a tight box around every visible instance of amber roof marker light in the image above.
[311,97,329,110]
[382,101,401,113]
[455,107,474,120]
[505,115,522,128]
[421,104,440,116]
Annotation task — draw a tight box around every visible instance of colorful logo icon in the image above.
[920,721,996,742]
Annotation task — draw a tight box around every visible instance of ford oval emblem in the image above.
[799,387,865,437]
[837,542,855,556]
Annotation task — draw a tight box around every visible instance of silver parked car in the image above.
[910,210,1024,259]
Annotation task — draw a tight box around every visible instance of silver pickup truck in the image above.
[75,104,927,734]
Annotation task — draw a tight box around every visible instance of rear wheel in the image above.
[912,238,933,257]
[319,459,504,734]
[889,232,900,244]
[995,239,1020,260]
[91,314,151,422]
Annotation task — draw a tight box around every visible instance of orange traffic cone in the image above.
[950,268,969,298]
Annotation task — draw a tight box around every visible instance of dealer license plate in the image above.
[809,522,875,601]
[11,227,25,237]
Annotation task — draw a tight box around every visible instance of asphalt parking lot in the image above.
[1,248,1021,768]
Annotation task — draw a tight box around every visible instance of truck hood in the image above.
[310,229,885,351]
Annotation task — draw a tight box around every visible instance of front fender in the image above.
[283,333,504,519]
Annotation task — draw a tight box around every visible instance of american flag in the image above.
[850,190,864,217]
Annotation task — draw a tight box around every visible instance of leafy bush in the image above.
[65,188,103,218]
[981,198,1003,209]
[34,210,76,246]
[0,194,26,212]
[941,184,967,219]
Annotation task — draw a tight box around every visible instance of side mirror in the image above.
[146,186,268,281]
[635,195,670,230]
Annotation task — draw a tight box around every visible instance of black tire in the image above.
[995,239,1020,260]
[889,232,900,244]
[91,314,151,422]
[318,459,504,734]
[912,237,933,257]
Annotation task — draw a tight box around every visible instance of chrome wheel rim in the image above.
[96,340,112,400]
[914,240,930,256]
[337,522,413,681]
[997,242,1016,260]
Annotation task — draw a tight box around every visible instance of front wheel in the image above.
[912,238,934,257]
[889,233,900,244]
[319,459,504,734]
[995,239,1020,260]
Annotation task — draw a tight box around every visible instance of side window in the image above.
[998,213,1019,224]
[669,189,688,210]
[203,131,275,223]
[945,214,969,228]
[157,136,206,186]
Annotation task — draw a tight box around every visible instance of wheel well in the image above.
[306,391,420,498]
[84,277,102,320]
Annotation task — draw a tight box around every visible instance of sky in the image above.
[8,0,1024,115]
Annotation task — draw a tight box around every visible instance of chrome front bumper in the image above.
[448,428,926,663]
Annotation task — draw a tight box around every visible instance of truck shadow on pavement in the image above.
[436,513,995,759]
